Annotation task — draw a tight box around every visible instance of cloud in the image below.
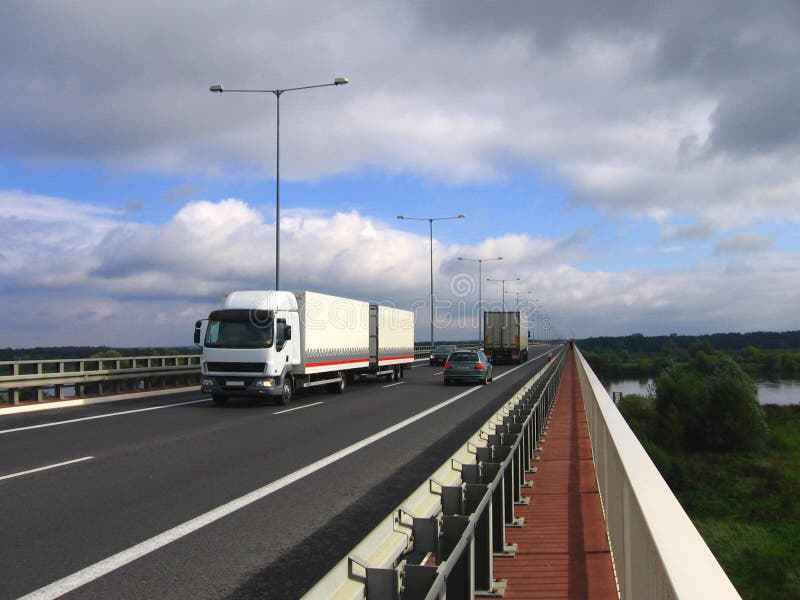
[2,1,800,227]
[1,192,798,346]
[662,221,715,242]
[713,232,775,256]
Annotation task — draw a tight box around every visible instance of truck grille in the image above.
[206,362,265,373]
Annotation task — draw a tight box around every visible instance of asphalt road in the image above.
[0,345,559,599]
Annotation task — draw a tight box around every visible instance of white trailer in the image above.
[483,311,529,364]
[195,290,414,405]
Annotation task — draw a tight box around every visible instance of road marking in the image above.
[0,456,94,482]
[0,399,209,436]
[19,349,556,599]
[433,371,443,375]
[273,401,325,415]
[381,382,405,389]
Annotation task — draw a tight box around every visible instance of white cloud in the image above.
[1,193,798,346]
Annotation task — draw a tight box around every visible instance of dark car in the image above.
[443,350,493,385]
[429,344,458,366]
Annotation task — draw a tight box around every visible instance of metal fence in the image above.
[0,355,202,405]
[574,347,740,599]
[304,346,567,599]
[0,342,481,406]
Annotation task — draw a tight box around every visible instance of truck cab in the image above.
[196,291,300,405]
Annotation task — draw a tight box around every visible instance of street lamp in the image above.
[457,256,502,345]
[397,214,465,345]
[209,77,349,290]
[486,277,520,311]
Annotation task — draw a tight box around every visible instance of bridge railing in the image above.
[574,346,740,599]
[303,346,567,599]
[0,342,482,406]
[0,355,201,405]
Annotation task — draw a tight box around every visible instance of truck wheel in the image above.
[212,394,228,406]
[327,372,346,394]
[280,379,293,406]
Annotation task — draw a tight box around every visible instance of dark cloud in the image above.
[714,232,774,255]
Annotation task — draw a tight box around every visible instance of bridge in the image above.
[0,345,739,599]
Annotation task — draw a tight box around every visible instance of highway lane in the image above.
[0,345,559,599]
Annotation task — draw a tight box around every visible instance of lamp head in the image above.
[209,84,223,93]
[334,77,349,85]
[396,215,404,219]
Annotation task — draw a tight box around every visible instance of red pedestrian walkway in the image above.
[489,351,618,599]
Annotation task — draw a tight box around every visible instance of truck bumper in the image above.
[201,375,284,398]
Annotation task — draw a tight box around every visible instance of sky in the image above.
[1,0,799,347]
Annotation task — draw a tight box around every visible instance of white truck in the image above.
[483,311,529,364]
[194,290,415,405]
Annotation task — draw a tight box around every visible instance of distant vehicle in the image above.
[484,311,529,364]
[429,344,458,366]
[443,350,493,385]
[195,290,414,405]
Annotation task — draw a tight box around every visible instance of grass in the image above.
[619,399,800,599]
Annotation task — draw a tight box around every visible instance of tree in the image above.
[656,350,767,452]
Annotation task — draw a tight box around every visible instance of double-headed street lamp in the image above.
[486,277,520,311]
[457,256,502,345]
[397,214,465,345]
[209,77,349,290]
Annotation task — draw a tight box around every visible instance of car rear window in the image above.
[449,352,477,361]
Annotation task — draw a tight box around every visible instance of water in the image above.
[605,378,800,406]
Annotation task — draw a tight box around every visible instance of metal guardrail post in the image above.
[303,347,569,600]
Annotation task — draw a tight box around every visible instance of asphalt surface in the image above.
[0,345,559,599]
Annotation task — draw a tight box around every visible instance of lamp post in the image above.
[457,256,502,345]
[486,277,520,311]
[397,214,465,345]
[209,77,349,290]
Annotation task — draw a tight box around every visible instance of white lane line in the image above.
[273,401,325,415]
[18,362,539,600]
[0,399,209,436]
[381,382,405,389]
[0,456,94,482]
[19,350,557,599]
[433,371,444,376]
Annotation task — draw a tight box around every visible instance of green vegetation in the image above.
[617,347,799,598]
[581,331,800,378]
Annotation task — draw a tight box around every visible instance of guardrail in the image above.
[0,342,483,406]
[304,346,567,599]
[0,355,202,405]
[574,346,740,599]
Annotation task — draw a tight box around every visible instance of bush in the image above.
[656,351,768,452]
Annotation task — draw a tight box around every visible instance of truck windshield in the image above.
[204,309,274,349]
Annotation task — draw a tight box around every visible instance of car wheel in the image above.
[444,378,451,385]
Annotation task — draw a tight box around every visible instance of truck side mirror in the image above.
[194,320,202,345]
[284,325,292,341]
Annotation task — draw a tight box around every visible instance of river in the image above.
[605,378,800,406]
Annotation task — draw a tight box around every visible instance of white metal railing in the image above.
[574,346,741,599]
[0,355,201,405]
[303,347,567,599]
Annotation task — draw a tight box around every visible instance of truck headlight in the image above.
[254,379,275,388]
[202,378,213,387]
